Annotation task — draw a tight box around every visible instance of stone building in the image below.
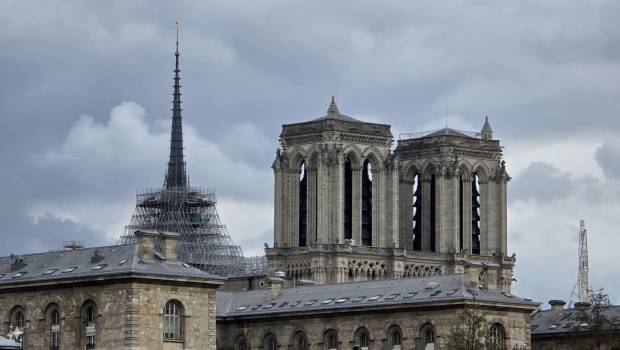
[0,231,222,350]
[268,98,514,292]
[217,274,538,350]
[531,300,620,350]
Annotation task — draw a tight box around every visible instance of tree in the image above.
[445,305,490,350]
[574,288,620,350]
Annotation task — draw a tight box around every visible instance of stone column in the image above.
[399,177,413,250]
[273,159,283,248]
[352,165,362,246]
[372,168,382,247]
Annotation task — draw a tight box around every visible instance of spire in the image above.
[481,116,493,140]
[327,96,340,115]
[164,19,188,189]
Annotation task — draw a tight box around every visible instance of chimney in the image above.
[134,230,180,261]
[267,271,285,299]
[574,302,592,310]
[549,300,566,319]
[90,250,104,264]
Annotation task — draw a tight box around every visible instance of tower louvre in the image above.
[119,22,263,277]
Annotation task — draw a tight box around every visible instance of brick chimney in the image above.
[549,300,566,319]
[134,230,179,262]
[267,271,285,299]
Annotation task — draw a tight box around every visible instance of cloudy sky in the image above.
[2,1,620,305]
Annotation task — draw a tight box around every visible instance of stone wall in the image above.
[217,303,533,350]
[0,279,217,350]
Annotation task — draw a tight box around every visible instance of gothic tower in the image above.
[267,99,514,292]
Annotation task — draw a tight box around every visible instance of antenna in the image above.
[569,220,590,306]
[445,100,448,128]
[175,18,180,54]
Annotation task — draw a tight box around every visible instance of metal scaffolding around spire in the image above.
[120,21,265,277]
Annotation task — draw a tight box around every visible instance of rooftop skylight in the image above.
[367,295,382,301]
[119,259,128,265]
[446,289,458,296]
[62,267,77,273]
[404,292,418,298]
[321,299,334,304]
[384,294,399,300]
[12,272,27,278]
[236,306,248,311]
[430,290,442,297]
[92,264,107,270]
[304,300,318,306]
[42,268,57,275]
[335,298,349,303]
[351,296,366,302]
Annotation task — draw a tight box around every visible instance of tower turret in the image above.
[481,116,493,140]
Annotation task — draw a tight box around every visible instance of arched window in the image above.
[299,161,308,247]
[429,174,436,252]
[361,160,373,246]
[472,173,481,255]
[388,326,402,350]
[412,173,422,251]
[9,307,25,346]
[50,308,60,350]
[163,300,183,341]
[344,157,353,240]
[292,331,309,350]
[354,327,371,350]
[458,174,464,252]
[80,302,98,349]
[234,336,248,350]
[263,333,278,350]
[420,323,435,350]
[487,323,505,350]
[324,329,338,350]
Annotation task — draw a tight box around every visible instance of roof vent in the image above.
[90,250,104,264]
[10,254,26,272]
[274,271,286,278]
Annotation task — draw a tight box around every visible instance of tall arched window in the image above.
[412,173,422,251]
[420,323,435,350]
[50,308,60,350]
[324,329,338,350]
[80,302,97,349]
[344,157,353,240]
[487,323,505,350]
[163,300,183,341]
[472,173,481,255]
[234,336,248,350]
[388,326,402,350]
[263,333,278,350]
[354,327,371,350]
[458,174,464,253]
[430,174,436,252]
[292,331,309,350]
[9,307,25,346]
[361,160,373,246]
[299,161,308,247]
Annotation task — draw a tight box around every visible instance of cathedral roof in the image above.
[426,127,473,138]
[311,96,361,122]
[0,243,224,288]
[531,304,620,336]
[216,274,538,319]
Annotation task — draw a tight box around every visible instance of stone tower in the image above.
[267,99,514,292]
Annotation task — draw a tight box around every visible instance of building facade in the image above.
[217,274,538,350]
[268,99,514,292]
[0,231,221,350]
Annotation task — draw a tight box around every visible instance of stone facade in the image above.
[0,231,221,350]
[268,99,514,292]
[217,291,535,350]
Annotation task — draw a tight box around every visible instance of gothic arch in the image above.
[361,146,384,169]
[471,162,490,180]
[403,162,422,184]
[289,147,308,170]
[422,161,438,177]
[457,161,473,180]
[343,144,363,168]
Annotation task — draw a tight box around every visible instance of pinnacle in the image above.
[327,96,339,115]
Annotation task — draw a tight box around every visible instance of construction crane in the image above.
[570,220,590,306]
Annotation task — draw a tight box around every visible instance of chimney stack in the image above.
[134,230,179,261]
[549,300,566,319]
[574,301,592,310]
[267,272,285,299]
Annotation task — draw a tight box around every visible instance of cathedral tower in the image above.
[267,100,514,292]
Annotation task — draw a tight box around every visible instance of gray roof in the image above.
[426,127,475,138]
[217,274,537,319]
[0,244,223,287]
[531,305,620,336]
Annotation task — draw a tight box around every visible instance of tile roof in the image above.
[217,274,538,318]
[0,244,223,287]
[531,305,620,336]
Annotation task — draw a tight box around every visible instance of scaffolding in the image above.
[119,22,265,277]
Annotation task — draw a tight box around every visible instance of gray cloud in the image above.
[2,0,620,304]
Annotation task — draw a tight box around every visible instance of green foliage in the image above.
[445,305,491,350]
[575,288,620,350]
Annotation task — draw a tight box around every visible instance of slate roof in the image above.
[217,274,538,318]
[426,127,475,138]
[0,244,223,287]
[531,305,620,336]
